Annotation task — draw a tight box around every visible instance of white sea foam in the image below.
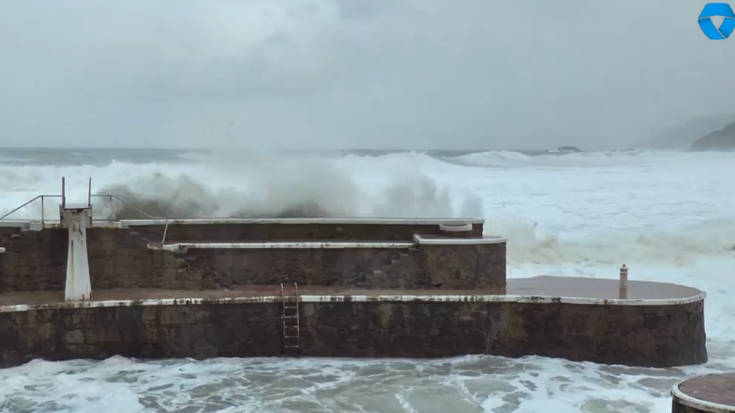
[0,149,734,412]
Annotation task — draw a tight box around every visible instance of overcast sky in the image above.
[0,0,733,150]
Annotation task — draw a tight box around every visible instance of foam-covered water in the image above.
[1,149,734,412]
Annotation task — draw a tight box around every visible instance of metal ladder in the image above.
[280,282,300,350]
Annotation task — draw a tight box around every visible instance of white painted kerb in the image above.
[3,217,483,229]
[0,291,706,313]
[671,379,735,413]
[148,235,507,250]
[413,234,507,245]
[0,247,4,254]
[151,241,415,251]
[439,223,473,232]
[122,217,484,226]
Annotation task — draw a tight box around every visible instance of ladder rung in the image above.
[281,282,300,351]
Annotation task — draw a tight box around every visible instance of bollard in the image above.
[619,264,628,299]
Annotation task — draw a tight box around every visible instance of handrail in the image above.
[0,193,164,222]
[89,194,164,220]
[0,195,64,222]
[160,199,177,246]
[161,219,171,246]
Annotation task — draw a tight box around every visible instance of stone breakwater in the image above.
[0,286,707,368]
[0,217,709,368]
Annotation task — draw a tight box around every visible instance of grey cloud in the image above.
[0,0,733,150]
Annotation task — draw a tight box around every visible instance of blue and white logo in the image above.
[698,3,735,39]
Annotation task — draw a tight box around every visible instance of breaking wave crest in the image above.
[1,149,733,267]
[0,152,485,221]
[491,213,735,266]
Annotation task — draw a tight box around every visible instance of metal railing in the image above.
[0,193,164,223]
[0,195,64,223]
[0,177,174,244]
[89,194,163,220]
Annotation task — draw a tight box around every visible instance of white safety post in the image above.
[61,205,93,301]
[619,264,628,299]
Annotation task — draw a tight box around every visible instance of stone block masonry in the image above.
[176,241,505,290]
[0,222,505,293]
[0,296,706,368]
[0,227,171,292]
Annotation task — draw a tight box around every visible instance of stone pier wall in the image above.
[671,400,710,413]
[179,242,505,290]
[0,298,706,368]
[0,227,163,292]
[0,220,504,293]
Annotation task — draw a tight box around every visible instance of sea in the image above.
[0,147,733,413]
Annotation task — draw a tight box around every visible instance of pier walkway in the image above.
[0,276,704,309]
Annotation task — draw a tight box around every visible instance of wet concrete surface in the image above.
[0,276,702,307]
[677,372,735,407]
[509,276,702,300]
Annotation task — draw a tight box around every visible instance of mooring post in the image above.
[61,176,66,209]
[87,177,92,208]
[619,264,628,299]
[60,203,93,301]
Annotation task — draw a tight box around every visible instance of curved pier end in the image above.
[672,373,735,413]
[507,276,707,367]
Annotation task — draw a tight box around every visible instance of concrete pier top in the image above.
[511,276,703,300]
[0,276,704,312]
[672,373,735,413]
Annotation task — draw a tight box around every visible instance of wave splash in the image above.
[94,160,485,220]
[1,149,733,266]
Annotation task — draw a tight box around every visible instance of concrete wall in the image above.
[0,298,706,368]
[0,223,504,292]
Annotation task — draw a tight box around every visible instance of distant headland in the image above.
[690,121,735,152]
[638,114,735,150]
